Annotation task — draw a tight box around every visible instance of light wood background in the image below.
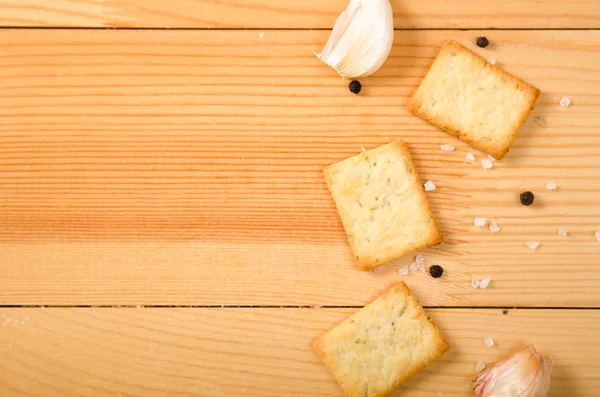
[1,0,600,28]
[0,1,599,396]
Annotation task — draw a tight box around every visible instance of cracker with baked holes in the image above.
[313,282,450,397]
[324,141,442,270]
[407,40,540,160]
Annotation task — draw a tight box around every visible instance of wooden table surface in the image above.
[1,1,600,396]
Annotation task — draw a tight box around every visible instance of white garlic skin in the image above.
[474,344,552,397]
[316,0,394,79]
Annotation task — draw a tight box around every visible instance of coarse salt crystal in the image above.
[487,57,497,65]
[560,96,571,107]
[361,146,367,153]
[415,254,425,264]
[424,180,436,191]
[471,278,480,289]
[526,241,540,250]
[558,229,568,237]
[399,267,409,276]
[484,337,495,347]
[474,217,487,227]
[476,361,487,371]
[488,154,497,162]
[259,33,265,39]
[489,222,500,233]
[441,144,455,152]
[436,393,445,397]
[481,159,494,169]
[409,262,419,272]
[595,231,600,242]
[479,277,491,289]
[417,263,425,272]
[465,152,475,161]
[546,181,557,190]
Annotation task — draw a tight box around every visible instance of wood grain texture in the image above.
[1,30,600,306]
[0,307,598,396]
[1,0,600,29]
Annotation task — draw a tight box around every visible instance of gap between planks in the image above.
[2,306,600,310]
[1,27,600,30]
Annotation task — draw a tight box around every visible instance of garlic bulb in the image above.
[474,344,552,397]
[316,0,394,79]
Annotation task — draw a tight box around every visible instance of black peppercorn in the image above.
[349,80,362,94]
[503,309,508,315]
[520,191,535,206]
[476,36,489,48]
[429,265,443,278]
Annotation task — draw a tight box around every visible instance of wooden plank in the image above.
[1,30,600,306]
[1,0,600,29]
[0,307,598,396]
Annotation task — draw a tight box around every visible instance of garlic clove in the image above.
[316,0,394,79]
[474,343,552,397]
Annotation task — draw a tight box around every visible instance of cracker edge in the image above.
[323,141,443,271]
[312,282,451,397]
[406,40,541,160]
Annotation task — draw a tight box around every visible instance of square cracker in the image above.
[407,40,540,160]
[313,282,450,397]
[324,141,442,270]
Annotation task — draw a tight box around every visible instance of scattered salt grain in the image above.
[409,262,419,272]
[479,277,491,289]
[417,263,425,272]
[474,217,487,227]
[476,361,487,372]
[559,96,571,107]
[440,144,455,152]
[415,254,425,264]
[372,266,382,273]
[489,222,500,233]
[436,393,445,397]
[361,146,367,153]
[484,337,495,347]
[471,278,480,289]
[558,229,568,237]
[399,267,409,276]
[487,57,497,65]
[488,154,497,162]
[595,231,600,242]
[526,241,540,250]
[546,181,557,190]
[481,159,494,169]
[465,152,475,161]
[259,33,265,39]
[424,180,436,191]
